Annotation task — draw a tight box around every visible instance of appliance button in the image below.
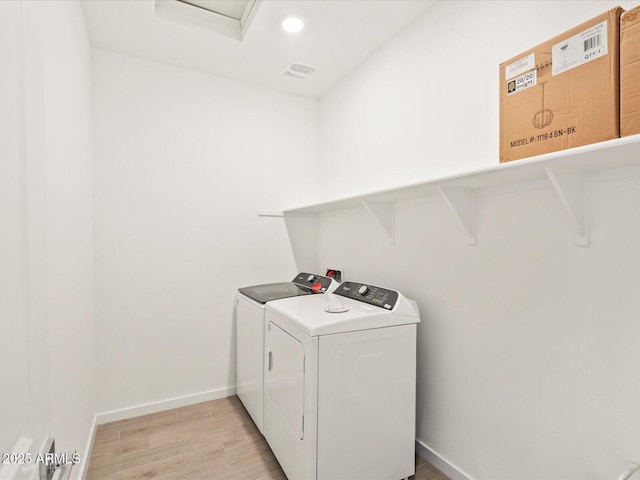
[358,285,369,296]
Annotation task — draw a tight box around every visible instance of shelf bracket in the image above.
[283,213,320,273]
[545,167,589,247]
[437,187,476,245]
[361,201,394,243]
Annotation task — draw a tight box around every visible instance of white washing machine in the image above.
[263,281,420,480]
[236,272,340,434]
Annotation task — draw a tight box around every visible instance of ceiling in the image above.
[81,0,438,99]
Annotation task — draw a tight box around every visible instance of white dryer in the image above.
[263,281,420,480]
[236,272,339,433]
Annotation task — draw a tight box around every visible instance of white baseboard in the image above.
[415,439,474,480]
[95,386,236,425]
[78,414,98,480]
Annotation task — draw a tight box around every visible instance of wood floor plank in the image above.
[96,409,178,435]
[110,453,193,480]
[413,460,451,480]
[146,416,219,448]
[90,436,150,459]
[87,441,186,478]
[86,395,450,480]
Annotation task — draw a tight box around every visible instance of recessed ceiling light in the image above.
[281,16,304,34]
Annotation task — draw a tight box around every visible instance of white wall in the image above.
[0,1,95,478]
[318,1,640,478]
[92,50,320,414]
[42,0,96,470]
[0,0,30,456]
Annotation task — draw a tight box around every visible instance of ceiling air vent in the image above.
[155,0,261,41]
[283,63,317,80]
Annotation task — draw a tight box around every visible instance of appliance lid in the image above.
[237,272,338,305]
[238,282,311,304]
[265,292,420,337]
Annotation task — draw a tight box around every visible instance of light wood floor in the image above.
[87,395,449,480]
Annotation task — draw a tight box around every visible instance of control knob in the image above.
[307,274,316,282]
[358,285,369,296]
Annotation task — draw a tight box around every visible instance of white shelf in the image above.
[275,135,640,246]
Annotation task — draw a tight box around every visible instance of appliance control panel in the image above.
[292,272,334,293]
[334,281,399,310]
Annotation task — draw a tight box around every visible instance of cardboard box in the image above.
[499,7,621,163]
[621,5,640,137]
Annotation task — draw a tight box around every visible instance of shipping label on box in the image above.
[499,8,621,163]
[551,20,608,75]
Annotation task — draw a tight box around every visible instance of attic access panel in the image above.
[180,0,249,20]
[155,0,261,41]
